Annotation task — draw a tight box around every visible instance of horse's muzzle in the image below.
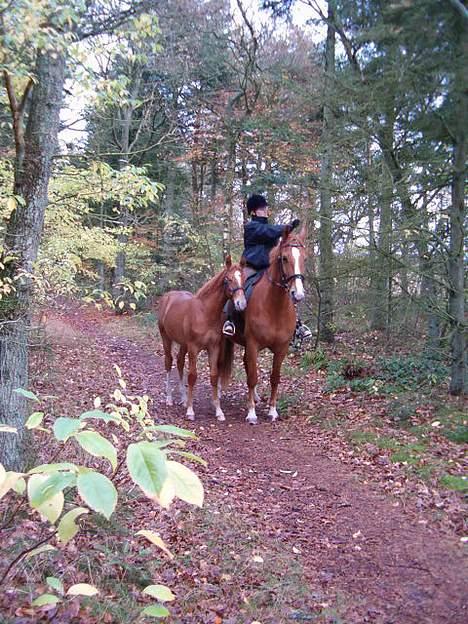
[234,296,247,311]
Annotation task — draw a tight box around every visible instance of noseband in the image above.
[224,276,244,297]
[268,242,306,291]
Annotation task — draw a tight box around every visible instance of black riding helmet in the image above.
[246,194,268,214]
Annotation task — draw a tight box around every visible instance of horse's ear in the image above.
[225,254,232,268]
[240,256,247,268]
[282,225,291,242]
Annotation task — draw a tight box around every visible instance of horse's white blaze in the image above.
[291,247,304,301]
[233,269,247,311]
[268,405,279,421]
[165,372,173,406]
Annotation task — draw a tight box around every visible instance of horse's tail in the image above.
[218,337,234,388]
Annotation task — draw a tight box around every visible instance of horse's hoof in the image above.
[186,413,195,421]
[268,407,279,422]
[246,415,257,425]
[216,413,225,422]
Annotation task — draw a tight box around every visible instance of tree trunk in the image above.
[318,3,335,344]
[1,49,66,470]
[371,162,392,330]
[448,24,467,395]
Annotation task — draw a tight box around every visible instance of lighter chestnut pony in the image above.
[158,256,247,421]
[218,225,308,424]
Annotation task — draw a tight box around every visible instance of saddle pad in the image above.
[244,270,265,302]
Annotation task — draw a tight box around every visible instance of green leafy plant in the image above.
[0,366,204,619]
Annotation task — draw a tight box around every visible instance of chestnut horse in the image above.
[158,256,246,421]
[219,225,307,424]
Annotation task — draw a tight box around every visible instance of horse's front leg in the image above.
[176,345,187,406]
[243,350,260,404]
[269,347,288,422]
[208,346,225,422]
[245,340,259,424]
[186,348,198,420]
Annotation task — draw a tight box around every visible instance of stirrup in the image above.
[223,320,235,336]
[296,323,312,340]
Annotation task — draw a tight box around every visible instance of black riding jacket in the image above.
[243,216,286,270]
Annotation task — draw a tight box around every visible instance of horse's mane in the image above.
[268,234,302,264]
[195,267,226,299]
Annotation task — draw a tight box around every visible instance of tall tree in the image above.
[0,0,153,470]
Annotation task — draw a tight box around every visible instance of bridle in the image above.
[223,274,245,297]
[267,241,306,292]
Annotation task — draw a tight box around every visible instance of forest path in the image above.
[40,305,467,624]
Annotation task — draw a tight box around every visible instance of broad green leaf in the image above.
[146,424,196,438]
[169,450,207,467]
[46,577,64,595]
[136,530,174,559]
[28,472,75,508]
[142,584,175,602]
[14,388,39,401]
[13,477,26,494]
[141,604,170,618]
[0,425,17,433]
[58,507,89,545]
[0,471,22,500]
[79,409,121,424]
[32,593,61,607]
[66,583,99,596]
[29,463,77,474]
[166,461,204,507]
[53,417,82,442]
[74,431,117,470]
[26,411,44,429]
[127,442,167,495]
[77,472,117,519]
[25,544,56,560]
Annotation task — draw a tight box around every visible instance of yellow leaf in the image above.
[66,583,99,596]
[136,530,174,559]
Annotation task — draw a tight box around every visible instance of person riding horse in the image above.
[222,193,311,342]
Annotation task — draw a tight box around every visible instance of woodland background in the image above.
[0,1,466,622]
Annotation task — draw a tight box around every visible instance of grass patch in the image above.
[439,474,468,492]
[348,430,400,451]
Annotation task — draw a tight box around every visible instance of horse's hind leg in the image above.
[186,348,198,420]
[160,331,174,406]
[268,347,288,422]
[209,346,225,422]
[243,350,260,403]
[176,346,187,406]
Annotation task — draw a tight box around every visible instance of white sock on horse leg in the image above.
[165,372,173,406]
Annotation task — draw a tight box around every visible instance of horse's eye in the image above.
[282,256,288,263]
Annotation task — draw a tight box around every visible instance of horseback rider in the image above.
[222,193,311,341]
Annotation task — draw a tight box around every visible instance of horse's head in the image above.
[275,224,307,303]
[224,255,247,311]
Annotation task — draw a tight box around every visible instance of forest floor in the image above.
[1,302,467,624]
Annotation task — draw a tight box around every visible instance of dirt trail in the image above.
[43,308,467,624]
